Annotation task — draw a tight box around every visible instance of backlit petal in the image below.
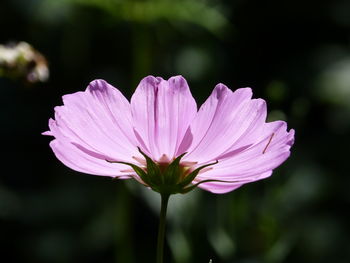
[196,171,272,194]
[195,121,294,193]
[184,85,267,163]
[49,137,136,179]
[47,79,140,164]
[131,76,197,160]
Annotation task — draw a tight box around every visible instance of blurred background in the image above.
[1,0,349,262]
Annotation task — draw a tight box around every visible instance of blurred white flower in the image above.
[0,41,49,83]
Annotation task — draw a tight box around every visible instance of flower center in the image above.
[108,148,218,195]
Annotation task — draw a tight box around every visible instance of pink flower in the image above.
[43,76,294,194]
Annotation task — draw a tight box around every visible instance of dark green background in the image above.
[1,0,349,262]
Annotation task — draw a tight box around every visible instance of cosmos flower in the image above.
[43,76,294,194]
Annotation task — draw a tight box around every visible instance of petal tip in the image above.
[287,128,295,146]
[42,131,52,136]
[168,75,190,92]
[136,75,162,91]
[236,87,253,98]
[215,83,229,90]
[213,83,231,99]
[140,75,158,83]
[87,79,110,91]
[168,75,187,83]
[42,118,55,136]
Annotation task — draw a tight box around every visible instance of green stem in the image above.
[157,193,170,263]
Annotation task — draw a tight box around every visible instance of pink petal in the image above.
[195,121,294,193]
[48,80,139,163]
[196,171,272,194]
[49,137,135,178]
[183,85,267,163]
[131,76,197,160]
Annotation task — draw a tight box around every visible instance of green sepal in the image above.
[107,154,226,196]
[106,159,153,187]
[177,160,218,189]
[137,147,162,185]
[163,152,187,185]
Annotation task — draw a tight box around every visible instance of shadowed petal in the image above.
[131,75,197,160]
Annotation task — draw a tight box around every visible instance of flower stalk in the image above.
[157,193,170,263]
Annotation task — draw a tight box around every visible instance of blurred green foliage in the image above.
[1,0,350,262]
[40,0,229,35]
